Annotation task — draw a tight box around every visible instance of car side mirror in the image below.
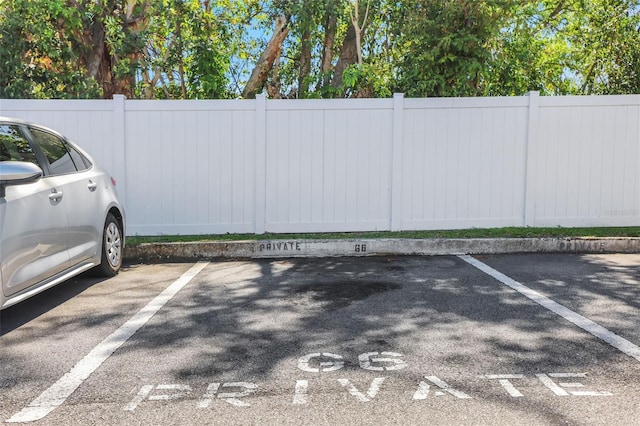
[0,161,43,197]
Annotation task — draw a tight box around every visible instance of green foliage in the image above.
[568,0,640,94]
[342,63,392,97]
[1,0,638,99]
[389,0,500,97]
[188,14,231,99]
[0,0,232,99]
[483,1,577,95]
[141,0,231,99]
[485,0,640,96]
[0,0,101,98]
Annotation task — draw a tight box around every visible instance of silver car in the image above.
[0,117,125,310]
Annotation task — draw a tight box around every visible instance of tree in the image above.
[237,0,386,98]
[0,0,231,99]
[319,2,339,91]
[389,0,500,97]
[0,0,100,98]
[2,0,638,99]
[296,0,314,97]
[484,0,640,96]
[569,0,640,94]
[141,0,230,99]
[349,0,370,65]
[0,0,150,99]
[330,0,382,97]
[242,14,290,98]
[87,0,151,99]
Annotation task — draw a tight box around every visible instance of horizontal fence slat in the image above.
[404,96,529,109]
[539,94,640,107]
[266,98,393,111]
[124,99,256,112]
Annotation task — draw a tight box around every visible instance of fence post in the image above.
[390,93,405,231]
[112,95,127,210]
[636,95,640,224]
[254,93,267,234]
[524,91,540,227]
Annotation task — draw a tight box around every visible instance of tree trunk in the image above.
[350,0,369,66]
[320,12,337,91]
[80,0,149,99]
[297,0,312,98]
[242,15,290,99]
[176,15,188,99]
[298,32,312,97]
[120,1,150,98]
[330,24,358,94]
[85,21,106,82]
[267,41,284,98]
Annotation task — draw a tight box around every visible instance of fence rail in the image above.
[1,92,638,236]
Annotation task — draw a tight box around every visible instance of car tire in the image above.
[95,213,123,277]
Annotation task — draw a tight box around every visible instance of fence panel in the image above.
[533,96,640,227]
[123,101,256,235]
[0,100,117,172]
[400,97,529,230]
[265,99,394,232]
[1,94,638,235]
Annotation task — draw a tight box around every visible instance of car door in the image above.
[28,127,102,267]
[0,124,70,297]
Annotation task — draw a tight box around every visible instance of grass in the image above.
[126,227,640,246]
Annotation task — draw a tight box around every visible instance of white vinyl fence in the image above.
[1,92,638,236]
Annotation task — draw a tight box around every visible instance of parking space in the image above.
[2,254,640,425]
[477,254,640,346]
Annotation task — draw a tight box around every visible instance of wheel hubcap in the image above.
[105,222,122,267]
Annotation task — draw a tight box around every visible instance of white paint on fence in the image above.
[1,94,638,235]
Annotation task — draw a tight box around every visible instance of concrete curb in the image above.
[125,237,640,263]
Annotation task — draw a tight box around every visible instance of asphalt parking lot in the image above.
[1,253,640,425]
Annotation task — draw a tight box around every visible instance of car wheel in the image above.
[95,213,123,277]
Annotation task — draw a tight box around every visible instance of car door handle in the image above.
[87,181,98,192]
[49,189,63,202]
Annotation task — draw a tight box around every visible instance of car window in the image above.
[29,128,81,175]
[0,124,39,165]
[66,143,92,171]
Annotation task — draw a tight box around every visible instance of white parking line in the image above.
[459,255,640,362]
[6,262,209,423]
